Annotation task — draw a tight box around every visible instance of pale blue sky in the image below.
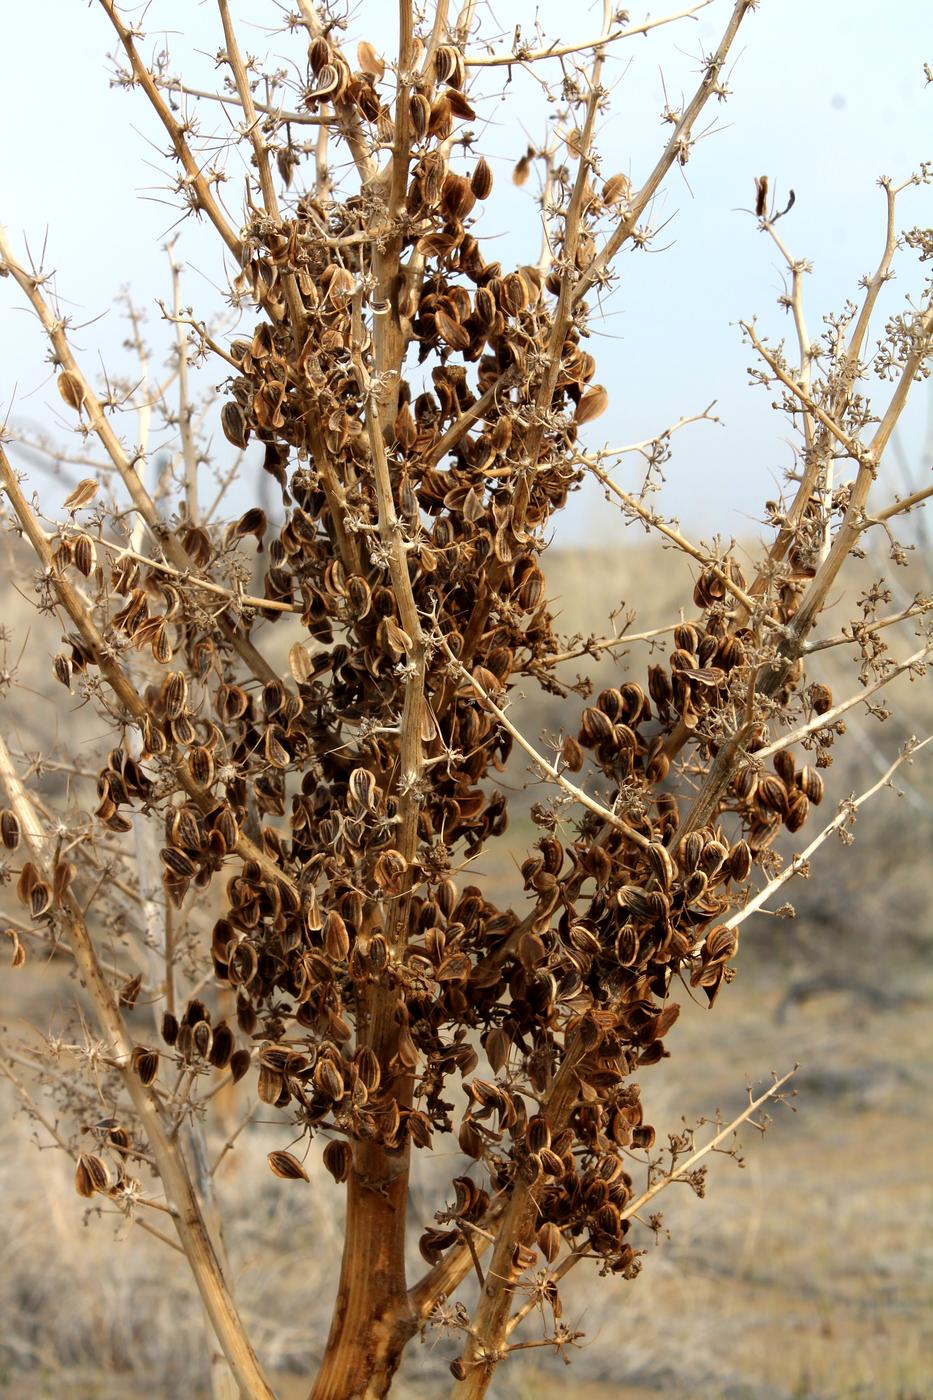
[1,1,930,541]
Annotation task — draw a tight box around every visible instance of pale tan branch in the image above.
[742,322,863,459]
[622,1068,798,1216]
[0,733,275,1400]
[134,1217,187,1254]
[725,741,929,932]
[546,619,685,666]
[0,227,280,687]
[598,404,720,460]
[870,483,933,523]
[788,300,933,641]
[361,388,425,958]
[97,0,243,260]
[753,643,931,761]
[53,526,301,614]
[0,447,297,898]
[440,640,649,849]
[167,241,199,521]
[584,454,769,622]
[0,1055,75,1156]
[805,599,933,653]
[158,76,332,126]
[578,0,753,302]
[504,1254,580,1337]
[465,1,713,66]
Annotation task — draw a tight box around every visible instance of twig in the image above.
[465,2,713,66]
[753,643,931,761]
[0,731,275,1399]
[440,640,649,850]
[725,740,930,933]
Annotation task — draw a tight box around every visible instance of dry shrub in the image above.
[0,3,930,1397]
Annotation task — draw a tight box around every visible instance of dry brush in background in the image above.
[0,2,930,1397]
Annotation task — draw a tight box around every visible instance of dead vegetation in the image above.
[0,2,930,1398]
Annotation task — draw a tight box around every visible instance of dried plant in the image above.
[0,3,930,1398]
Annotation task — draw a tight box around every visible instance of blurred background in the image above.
[1,2,931,1397]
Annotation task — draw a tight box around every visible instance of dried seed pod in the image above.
[187,745,214,790]
[119,973,142,1009]
[408,1111,433,1149]
[314,1057,345,1101]
[575,384,609,424]
[235,993,257,1037]
[674,623,700,654]
[192,1021,213,1059]
[419,1226,459,1265]
[646,841,675,891]
[324,909,350,961]
[680,830,704,873]
[809,682,833,714]
[63,477,98,511]
[161,1011,179,1047]
[715,634,746,670]
[773,749,796,786]
[580,706,613,745]
[705,925,738,961]
[105,1124,131,1157]
[308,36,332,72]
[617,885,654,919]
[267,1150,309,1182]
[434,43,465,89]
[258,1065,285,1104]
[536,1220,561,1262]
[436,307,471,350]
[602,172,631,205]
[526,1114,551,1154]
[160,847,197,879]
[229,1048,252,1083]
[693,566,726,609]
[757,774,790,817]
[0,809,19,851]
[30,881,52,918]
[559,734,584,772]
[162,672,188,722]
[354,1046,381,1095]
[228,941,258,988]
[73,533,96,577]
[728,840,752,882]
[409,91,430,138]
[684,870,709,903]
[57,370,86,412]
[348,767,377,811]
[648,664,673,707]
[306,62,347,104]
[356,39,384,81]
[458,1118,483,1159]
[785,790,810,833]
[75,1153,110,1198]
[215,807,239,850]
[470,156,493,199]
[698,840,728,878]
[265,727,291,769]
[131,1046,159,1086]
[733,766,758,801]
[798,765,824,804]
[631,1123,656,1148]
[323,1139,351,1183]
[614,925,639,967]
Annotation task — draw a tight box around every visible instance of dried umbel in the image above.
[0,3,930,1399]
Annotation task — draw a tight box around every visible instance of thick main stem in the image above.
[309,1140,416,1400]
